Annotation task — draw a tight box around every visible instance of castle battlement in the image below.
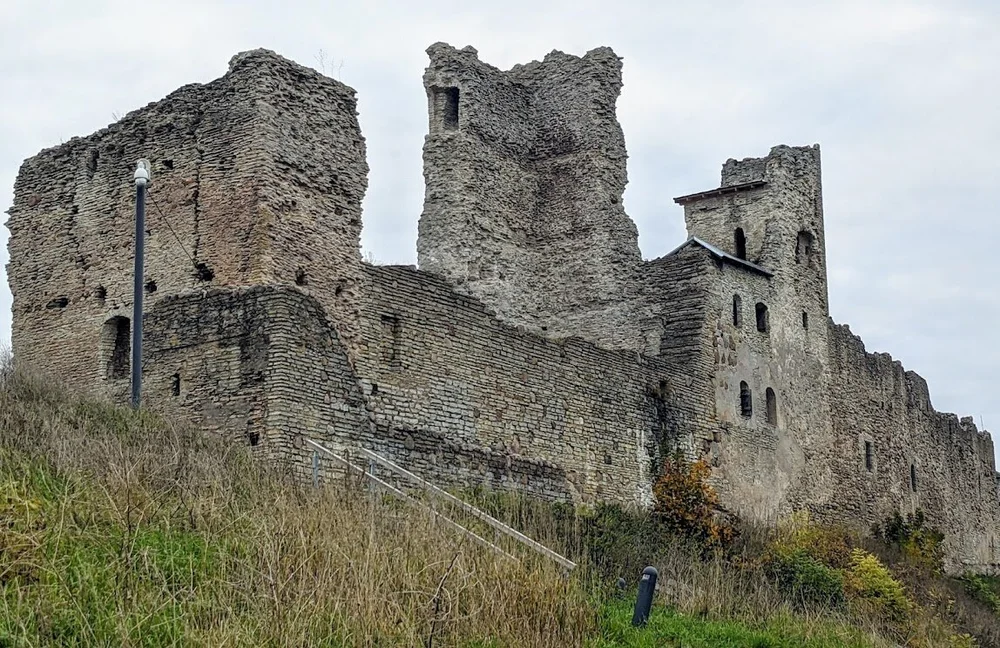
[6,45,997,574]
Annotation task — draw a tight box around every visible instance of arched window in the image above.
[100,316,130,380]
[755,303,769,333]
[735,228,747,260]
[765,388,777,424]
[732,295,742,327]
[739,381,752,418]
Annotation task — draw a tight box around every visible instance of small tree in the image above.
[652,452,734,548]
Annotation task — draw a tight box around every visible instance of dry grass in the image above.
[0,358,594,646]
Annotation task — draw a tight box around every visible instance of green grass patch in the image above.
[591,597,883,648]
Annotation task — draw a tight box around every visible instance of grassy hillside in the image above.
[1,359,998,647]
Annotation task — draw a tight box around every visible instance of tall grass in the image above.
[0,359,594,646]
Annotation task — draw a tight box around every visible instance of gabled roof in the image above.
[663,236,774,277]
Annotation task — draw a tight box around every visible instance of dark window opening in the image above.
[94,285,107,304]
[194,262,214,282]
[755,302,769,333]
[171,373,181,396]
[796,230,816,265]
[802,311,809,329]
[910,464,918,492]
[732,295,742,327]
[144,280,157,294]
[765,388,777,425]
[735,228,747,260]
[295,269,308,286]
[865,441,874,471]
[46,296,69,309]
[381,314,402,367]
[433,86,460,131]
[162,159,174,170]
[101,316,131,380]
[247,430,260,446]
[739,381,753,418]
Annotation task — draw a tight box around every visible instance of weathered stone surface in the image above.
[5,46,997,574]
[417,43,642,350]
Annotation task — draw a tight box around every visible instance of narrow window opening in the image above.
[734,228,747,260]
[755,302,769,333]
[101,316,131,380]
[94,285,107,304]
[732,295,742,327]
[295,269,308,286]
[433,86,460,131]
[46,296,69,309]
[739,381,753,418]
[162,159,174,170]
[865,441,874,471]
[171,373,181,396]
[765,388,777,425]
[381,314,402,367]
[910,464,918,492]
[802,311,809,329]
[796,230,816,265]
[144,280,157,294]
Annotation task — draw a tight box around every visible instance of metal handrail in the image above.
[304,439,518,562]
[354,446,577,571]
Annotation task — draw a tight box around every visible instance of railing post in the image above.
[631,566,658,627]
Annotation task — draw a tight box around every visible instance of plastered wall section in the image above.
[353,261,715,505]
[6,49,368,398]
[417,44,642,351]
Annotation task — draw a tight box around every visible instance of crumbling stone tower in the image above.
[417,43,642,349]
[6,50,369,398]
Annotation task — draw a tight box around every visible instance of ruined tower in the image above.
[6,50,369,398]
[417,43,642,349]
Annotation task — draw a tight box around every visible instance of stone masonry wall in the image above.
[5,49,368,400]
[827,323,1000,573]
[354,262,714,505]
[417,44,642,351]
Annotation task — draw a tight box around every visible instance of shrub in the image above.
[844,549,913,622]
[771,548,846,606]
[872,510,945,573]
[651,452,735,549]
[961,572,1000,616]
[772,510,856,569]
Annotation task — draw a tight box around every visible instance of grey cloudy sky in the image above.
[2,1,997,456]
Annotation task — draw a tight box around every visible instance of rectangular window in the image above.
[433,86,459,131]
[864,441,873,471]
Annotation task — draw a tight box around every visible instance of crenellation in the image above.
[6,44,998,574]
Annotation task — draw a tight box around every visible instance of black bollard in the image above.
[631,566,658,627]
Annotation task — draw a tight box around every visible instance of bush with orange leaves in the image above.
[652,451,736,549]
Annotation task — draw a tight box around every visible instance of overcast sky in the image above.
[1,1,997,457]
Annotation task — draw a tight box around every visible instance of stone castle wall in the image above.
[5,45,998,573]
[5,49,368,401]
[417,43,642,351]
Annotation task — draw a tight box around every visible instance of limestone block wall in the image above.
[417,43,642,351]
[354,263,714,505]
[827,324,1000,573]
[6,49,368,399]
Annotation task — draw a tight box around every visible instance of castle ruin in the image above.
[6,44,999,573]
